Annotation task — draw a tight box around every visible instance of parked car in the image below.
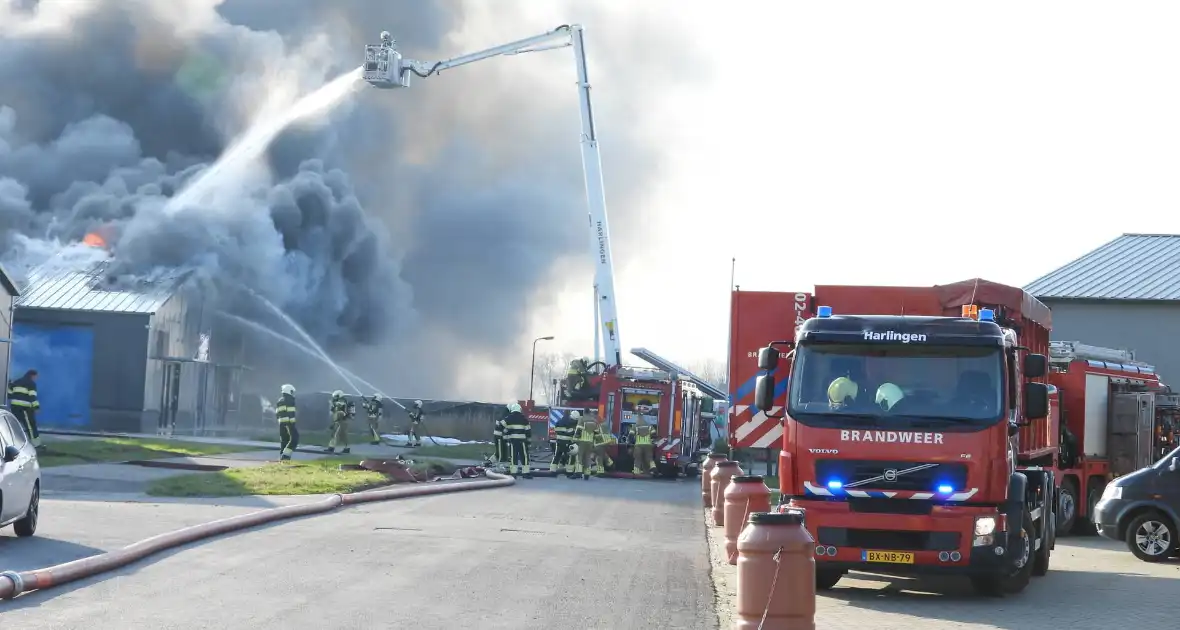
[0,408,40,537]
[1093,445,1180,562]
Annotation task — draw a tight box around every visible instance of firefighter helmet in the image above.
[332,390,345,398]
[570,410,582,420]
[827,377,858,407]
[280,384,295,395]
[875,383,905,411]
[414,400,423,407]
[508,402,522,413]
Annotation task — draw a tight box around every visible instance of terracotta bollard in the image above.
[710,461,743,527]
[724,475,772,565]
[735,510,816,630]
[702,453,728,508]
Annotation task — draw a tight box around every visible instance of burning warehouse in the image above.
[10,233,248,434]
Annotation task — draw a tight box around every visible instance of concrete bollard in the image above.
[735,510,816,630]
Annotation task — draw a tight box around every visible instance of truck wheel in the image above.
[1032,509,1052,576]
[1056,478,1078,536]
[1125,512,1176,563]
[815,568,844,590]
[1074,483,1103,535]
[970,511,1034,596]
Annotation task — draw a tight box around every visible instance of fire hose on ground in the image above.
[0,470,514,600]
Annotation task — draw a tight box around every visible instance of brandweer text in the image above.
[840,430,944,444]
[864,330,927,343]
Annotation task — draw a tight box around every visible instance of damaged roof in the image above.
[16,259,185,314]
[1025,234,1180,301]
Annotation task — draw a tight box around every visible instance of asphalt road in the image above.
[0,477,715,629]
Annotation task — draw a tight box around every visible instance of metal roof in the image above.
[1024,234,1180,301]
[16,259,183,314]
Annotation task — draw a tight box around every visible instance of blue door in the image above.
[11,323,94,429]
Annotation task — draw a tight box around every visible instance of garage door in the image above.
[11,322,94,429]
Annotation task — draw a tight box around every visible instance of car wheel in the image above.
[13,483,39,538]
[1056,479,1078,536]
[1125,512,1174,562]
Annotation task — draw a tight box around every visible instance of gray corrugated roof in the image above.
[1024,234,1180,301]
[16,258,182,314]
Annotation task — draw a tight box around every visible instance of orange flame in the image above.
[82,232,107,248]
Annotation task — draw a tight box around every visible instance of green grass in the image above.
[407,443,494,460]
[39,437,248,468]
[146,457,459,498]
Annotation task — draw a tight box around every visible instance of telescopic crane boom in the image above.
[362,25,625,367]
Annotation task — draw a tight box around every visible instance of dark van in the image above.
[1093,446,1180,562]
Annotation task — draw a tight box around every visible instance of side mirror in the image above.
[754,374,778,415]
[757,346,779,371]
[1023,382,1049,420]
[1023,353,1048,379]
[2,445,18,463]
[1169,458,1178,473]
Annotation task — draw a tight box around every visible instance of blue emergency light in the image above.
[978,308,995,322]
[937,484,954,494]
[826,479,843,490]
[816,305,833,318]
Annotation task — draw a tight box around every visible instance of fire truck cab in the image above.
[754,303,1056,596]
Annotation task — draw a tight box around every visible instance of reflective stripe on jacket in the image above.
[503,412,531,440]
[276,393,297,424]
[8,376,38,410]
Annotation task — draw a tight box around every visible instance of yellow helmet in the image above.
[875,383,905,411]
[827,377,858,407]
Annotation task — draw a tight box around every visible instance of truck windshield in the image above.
[787,343,1004,427]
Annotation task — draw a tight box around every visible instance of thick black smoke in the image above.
[0,0,699,399]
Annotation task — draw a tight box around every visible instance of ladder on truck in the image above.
[1048,340,1157,373]
[630,347,727,400]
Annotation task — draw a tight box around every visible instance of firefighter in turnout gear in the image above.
[277,384,299,461]
[551,410,579,472]
[629,418,656,475]
[593,427,615,474]
[572,415,598,480]
[565,358,592,400]
[493,412,508,469]
[504,402,532,478]
[326,390,351,454]
[407,400,423,447]
[363,395,384,445]
[8,369,41,449]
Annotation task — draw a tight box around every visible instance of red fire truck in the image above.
[1043,341,1176,534]
[556,361,716,478]
[739,279,1057,596]
[731,278,1171,595]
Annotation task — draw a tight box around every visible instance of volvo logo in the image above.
[843,463,939,489]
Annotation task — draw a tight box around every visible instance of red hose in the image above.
[0,471,514,599]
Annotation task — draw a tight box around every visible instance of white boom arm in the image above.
[362,25,625,367]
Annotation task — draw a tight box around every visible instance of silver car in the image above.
[0,408,40,537]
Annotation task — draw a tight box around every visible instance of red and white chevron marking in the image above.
[730,405,784,448]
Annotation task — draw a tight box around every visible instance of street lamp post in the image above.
[530,336,555,403]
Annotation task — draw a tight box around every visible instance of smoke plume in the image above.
[0,0,699,400]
